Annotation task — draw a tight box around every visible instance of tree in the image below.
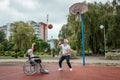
[67,15,81,52]
[32,36,50,52]
[0,31,5,43]
[0,43,4,52]
[112,0,120,48]
[1,40,14,51]
[59,1,119,54]
[84,3,105,54]
[11,21,34,52]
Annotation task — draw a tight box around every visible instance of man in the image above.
[57,39,72,71]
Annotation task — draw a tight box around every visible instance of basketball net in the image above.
[75,13,81,22]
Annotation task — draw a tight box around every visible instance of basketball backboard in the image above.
[69,2,88,15]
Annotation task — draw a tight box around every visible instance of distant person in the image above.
[57,39,72,71]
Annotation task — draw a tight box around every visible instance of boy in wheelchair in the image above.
[27,43,48,74]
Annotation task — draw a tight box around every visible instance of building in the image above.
[39,22,48,41]
[28,21,41,39]
[0,21,48,41]
[28,21,48,41]
[47,39,55,49]
[0,23,14,40]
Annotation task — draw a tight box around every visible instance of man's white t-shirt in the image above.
[60,44,71,55]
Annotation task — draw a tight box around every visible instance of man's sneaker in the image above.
[58,68,62,71]
[70,68,72,71]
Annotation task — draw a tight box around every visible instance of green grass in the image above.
[37,55,56,59]
[0,56,15,59]
[0,55,56,60]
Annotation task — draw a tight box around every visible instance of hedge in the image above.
[70,49,77,59]
[105,52,120,60]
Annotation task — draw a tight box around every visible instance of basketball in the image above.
[48,24,53,29]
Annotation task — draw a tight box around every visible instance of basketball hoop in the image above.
[69,2,88,21]
[69,2,88,66]
[75,12,81,21]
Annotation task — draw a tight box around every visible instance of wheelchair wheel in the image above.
[23,60,38,75]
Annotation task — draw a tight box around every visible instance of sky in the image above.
[0,0,113,39]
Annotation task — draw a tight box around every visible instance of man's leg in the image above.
[66,55,72,70]
[59,56,65,68]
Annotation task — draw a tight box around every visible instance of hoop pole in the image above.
[80,14,85,66]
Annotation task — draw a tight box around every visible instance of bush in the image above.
[105,52,120,60]
[78,51,92,56]
[0,51,5,56]
[11,53,17,58]
[33,52,45,56]
[70,49,77,59]
[4,51,11,56]
[17,52,25,57]
[25,53,28,57]
[0,44,4,51]
[40,52,44,55]
[19,53,24,57]
[11,52,20,58]
[85,52,92,56]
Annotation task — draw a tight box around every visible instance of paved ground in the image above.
[0,56,120,80]
[0,63,120,80]
[0,56,120,64]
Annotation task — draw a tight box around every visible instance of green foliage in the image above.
[0,44,4,56]
[32,36,50,52]
[4,51,11,56]
[53,39,59,46]
[79,52,92,56]
[59,1,120,54]
[0,44,4,51]
[70,49,77,59]
[105,52,120,60]
[1,40,14,51]
[11,51,24,58]
[59,15,81,52]
[0,31,5,43]
[11,21,34,52]
[84,3,105,54]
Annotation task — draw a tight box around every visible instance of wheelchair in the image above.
[23,55,49,75]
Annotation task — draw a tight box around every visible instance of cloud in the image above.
[0,0,25,25]
[9,0,39,12]
[0,0,113,39]
[48,23,63,39]
[0,0,9,9]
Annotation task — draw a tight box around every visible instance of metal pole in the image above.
[81,14,85,66]
[104,27,106,54]
[46,14,49,41]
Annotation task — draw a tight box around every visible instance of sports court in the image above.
[0,63,120,80]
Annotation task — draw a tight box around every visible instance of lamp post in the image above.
[100,25,106,54]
